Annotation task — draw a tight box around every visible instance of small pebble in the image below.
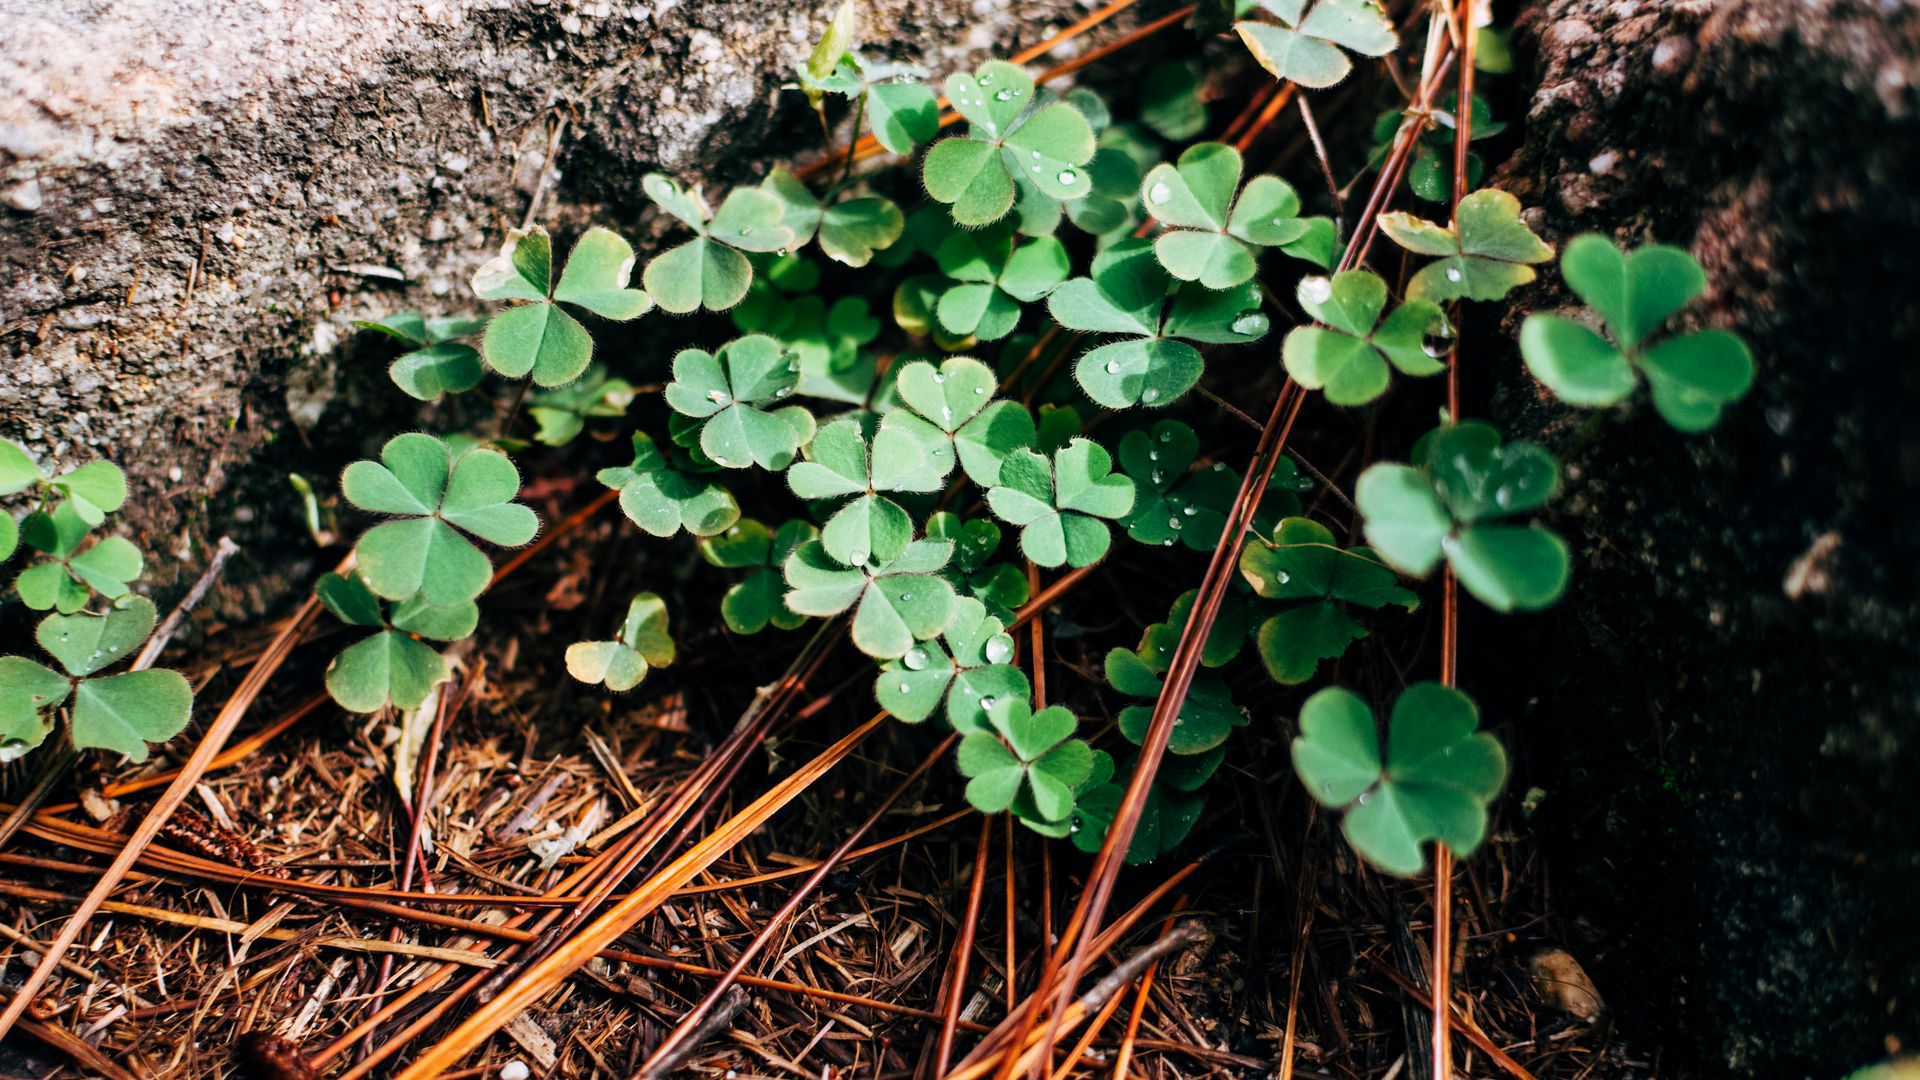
[500,1062,531,1080]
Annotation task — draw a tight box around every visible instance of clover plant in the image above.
[1292,683,1506,875]
[1235,0,1399,89]
[1519,235,1754,431]
[567,593,676,692]
[922,60,1095,228]
[1355,421,1569,612]
[1048,239,1271,408]
[303,9,1763,879]
[473,226,653,384]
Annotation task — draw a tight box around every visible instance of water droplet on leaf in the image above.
[1301,276,1333,304]
[1148,181,1171,205]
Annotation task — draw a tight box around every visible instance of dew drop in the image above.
[776,247,789,257]
[899,592,912,602]
[739,226,753,236]
[1104,359,1120,374]
[1230,311,1269,336]
[706,389,729,403]
[1355,791,1370,805]
[904,648,929,671]
[1182,506,1196,516]
[1445,266,1464,283]
[1030,149,1042,159]
[1300,276,1333,304]
[1056,169,1078,186]
[1150,469,1164,484]
[1158,429,1173,443]
[1168,516,1182,530]
[994,88,1014,101]
[1321,780,1335,797]
[1276,570,1291,584]
[1148,450,1159,461]
[1421,318,1456,359]
[1162,538,1174,546]
[984,635,1014,664]
[774,386,792,397]
[933,371,947,383]
[980,695,998,711]
[973,385,986,395]
[1148,181,1171,205]
[898,682,911,693]
[1141,388,1159,403]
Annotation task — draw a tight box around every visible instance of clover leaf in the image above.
[926,512,1029,620]
[357,312,486,401]
[783,537,957,659]
[1235,0,1398,89]
[1141,142,1312,288]
[787,416,947,566]
[795,0,859,111]
[342,433,540,606]
[760,169,906,268]
[663,335,816,470]
[1240,516,1417,684]
[316,571,475,713]
[527,365,635,446]
[38,460,126,529]
[1135,588,1255,670]
[4,596,194,762]
[599,433,741,539]
[1048,239,1271,408]
[1519,235,1754,431]
[1293,683,1507,876]
[1069,749,1218,862]
[884,356,1037,486]
[987,438,1136,568]
[1354,420,1569,612]
[472,226,652,385]
[1116,420,1236,550]
[641,175,795,312]
[13,502,142,613]
[933,226,1070,341]
[699,518,819,634]
[0,439,43,497]
[1282,270,1449,405]
[1377,189,1553,303]
[1369,94,1504,203]
[922,61,1095,227]
[567,593,676,692]
[1104,643,1246,756]
[957,698,1094,831]
[876,596,1030,731]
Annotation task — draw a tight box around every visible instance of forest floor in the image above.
[0,481,1641,1079]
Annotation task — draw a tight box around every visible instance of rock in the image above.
[1497,0,1920,1073]
[1528,948,1605,1022]
[0,0,1129,608]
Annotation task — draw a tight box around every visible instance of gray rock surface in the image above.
[0,0,1114,585]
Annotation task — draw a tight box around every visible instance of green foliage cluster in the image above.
[320,0,1756,878]
[0,444,195,762]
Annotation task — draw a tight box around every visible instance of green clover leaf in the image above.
[1293,683,1507,876]
[1134,588,1254,670]
[641,175,795,313]
[316,571,473,714]
[922,61,1096,228]
[15,595,193,762]
[1519,235,1754,431]
[788,416,948,565]
[1069,749,1216,862]
[473,226,653,385]
[14,502,143,612]
[1235,0,1399,89]
[987,438,1136,568]
[1282,270,1450,405]
[567,592,675,692]
[527,365,635,447]
[926,512,1028,620]
[1048,239,1271,408]
[45,460,127,528]
[759,169,906,268]
[875,596,1030,731]
[884,356,1037,486]
[1240,516,1418,684]
[1104,643,1247,755]
[357,312,486,401]
[699,518,819,634]
[1368,95,1503,203]
[0,655,66,759]
[933,225,1070,341]
[795,0,859,109]
[599,433,742,539]
[957,698,1094,829]
[783,537,958,659]
[0,439,45,497]
[1116,420,1238,551]
[1141,142,1310,288]
[342,433,540,606]
[1377,189,1553,303]
[1354,420,1569,612]
[663,335,815,470]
